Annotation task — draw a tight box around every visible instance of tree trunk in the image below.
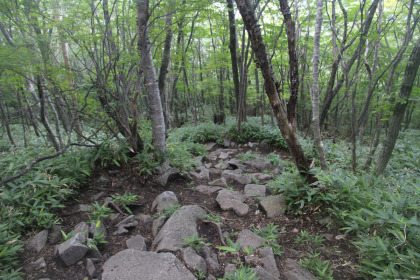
[310,0,328,170]
[227,0,240,112]
[0,94,17,147]
[136,0,166,155]
[375,39,420,174]
[235,0,314,183]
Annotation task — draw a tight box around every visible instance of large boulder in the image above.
[181,247,207,274]
[283,258,317,280]
[245,247,280,278]
[58,233,89,266]
[152,205,206,252]
[216,189,249,216]
[244,184,266,198]
[190,166,210,181]
[236,229,266,250]
[259,195,286,218]
[245,159,273,172]
[151,191,179,213]
[102,250,196,280]
[27,230,48,253]
[222,169,251,185]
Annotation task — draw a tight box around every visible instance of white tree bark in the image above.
[311,0,328,170]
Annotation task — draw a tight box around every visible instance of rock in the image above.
[224,263,237,277]
[244,184,266,198]
[248,142,258,149]
[155,168,182,187]
[260,140,269,148]
[319,216,334,227]
[193,156,204,167]
[196,185,224,195]
[89,219,107,239]
[95,175,110,184]
[151,191,179,213]
[209,168,223,178]
[207,274,217,280]
[86,246,103,259]
[86,258,97,278]
[102,250,196,280]
[257,173,273,180]
[67,204,92,214]
[135,213,153,224]
[181,247,207,274]
[323,234,334,242]
[92,191,105,201]
[316,246,342,257]
[28,257,47,270]
[222,169,252,185]
[205,163,213,169]
[190,166,210,181]
[208,177,227,187]
[259,195,286,218]
[216,189,249,217]
[286,248,304,258]
[108,213,120,221]
[206,142,217,151]
[48,225,62,245]
[58,233,89,266]
[74,222,89,237]
[152,216,167,237]
[219,152,230,160]
[223,138,231,147]
[108,170,120,176]
[152,205,206,252]
[202,246,219,273]
[114,215,138,235]
[284,258,317,280]
[227,159,246,170]
[126,235,147,251]
[252,266,279,280]
[245,247,279,278]
[245,159,273,172]
[27,230,48,253]
[215,162,229,170]
[236,229,266,250]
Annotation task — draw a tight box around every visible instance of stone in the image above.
[248,142,258,149]
[108,170,120,176]
[245,159,273,172]
[208,177,227,187]
[252,266,279,280]
[260,140,269,148]
[202,246,220,273]
[48,225,63,245]
[114,215,138,235]
[244,184,266,198]
[216,189,249,216]
[151,191,179,213]
[284,258,317,280]
[245,247,280,278]
[258,174,273,180]
[323,234,334,242]
[227,159,246,170]
[74,222,89,237]
[222,169,252,185]
[135,213,153,224]
[181,247,207,274]
[196,185,224,195]
[155,168,182,187]
[190,166,210,181]
[209,168,223,178]
[92,191,105,201]
[152,205,206,252]
[126,235,147,251]
[215,162,229,170]
[207,274,217,280]
[152,216,167,237]
[205,163,213,169]
[206,142,217,151]
[58,233,89,266]
[108,213,120,221]
[95,175,110,184]
[67,204,92,214]
[89,219,107,239]
[219,152,230,160]
[224,263,237,277]
[28,257,46,270]
[236,229,266,250]
[86,258,97,278]
[102,250,196,280]
[223,138,231,147]
[259,195,286,218]
[27,230,48,253]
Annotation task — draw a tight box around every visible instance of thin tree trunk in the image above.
[227,0,240,112]
[311,0,328,170]
[375,39,420,174]
[136,0,166,156]
[235,0,315,183]
[0,95,17,147]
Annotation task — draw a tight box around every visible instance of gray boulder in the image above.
[244,184,266,198]
[190,166,210,181]
[27,230,48,253]
[102,250,196,280]
[222,169,251,185]
[245,247,280,278]
[86,258,97,278]
[152,216,167,237]
[181,247,207,274]
[58,232,89,266]
[48,225,63,245]
[89,219,107,239]
[74,222,89,237]
[260,195,286,218]
[236,229,266,250]
[245,159,273,172]
[206,142,217,151]
[216,189,249,216]
[196,185,224,195]
[152,205,206,252]
[155,168,182,187]
[151,191,179,213]
[252,266,279,280]
[126,234,147,251]
[284,258,317,280]
[114,215,138,235]
[208,177,227,187]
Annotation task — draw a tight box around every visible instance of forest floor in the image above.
[19,143,362,280]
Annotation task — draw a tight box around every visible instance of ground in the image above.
[19,143,362,280]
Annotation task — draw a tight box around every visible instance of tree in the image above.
[375,38,420,174]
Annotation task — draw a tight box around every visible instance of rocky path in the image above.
[21,142,358,280]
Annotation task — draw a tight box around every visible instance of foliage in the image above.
[183,234,211,254]
[252,223,283,256]
[223,266,259,280]
[204,213,222,223]
[90,139,131,168]
[0,224,22,279]
[236,152,257,163]
[87,202,113,223]
[153,204,181,218]
[111,192,137,214]
[294,230,325,249]
[298,253,334,280]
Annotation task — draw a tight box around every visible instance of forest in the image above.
[0,0,419,279]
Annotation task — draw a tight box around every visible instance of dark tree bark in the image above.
[0,94,17,147]
[375,39,420,174]
[227,0,240,112]
[235,0,314,183]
